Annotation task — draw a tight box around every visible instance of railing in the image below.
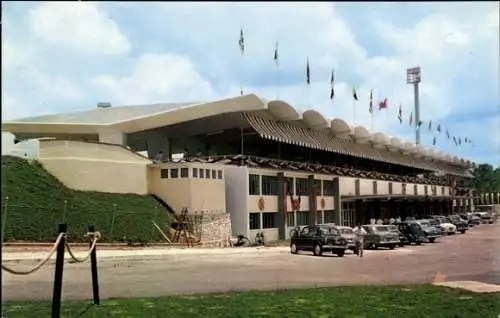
[2,224,101,318]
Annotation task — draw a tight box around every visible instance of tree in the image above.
[473,164,500,193]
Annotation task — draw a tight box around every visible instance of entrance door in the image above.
[342,201,356,227]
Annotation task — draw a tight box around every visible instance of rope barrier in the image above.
[65,232,101,263]
[1,233,65,275]
[1,231,101,274]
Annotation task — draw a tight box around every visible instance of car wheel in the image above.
[389,244,395,250]
[290,243,298,254]
[335,249,345,257]
[416,241,422,246]
[460,230,465,234]
[429,238,436,243]
[313,244,323,256]
[372,244,379,250]
[399,242,405,247]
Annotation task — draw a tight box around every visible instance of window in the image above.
[295,178,309,195]
[314,180,322,196]
[297,211,309,226]
[323,180,335,196]
[206,169,211,179]
[316,211,323,224]
[199,168,205,178]
[262,213,277,229]
[262,175,280,195]
[286,212,295,227]
[218,170,223,180]
[170,168,179,178]
[192,168,198,178]
[249,174,260,195]
[249,213,260,230]
[212,169,217,179]
[160,169,169,179]
[181,168,189,178]
[324,210,336,223]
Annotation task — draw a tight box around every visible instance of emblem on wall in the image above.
[258,197,265,211]
[287,185,301,211]
[320,197,325,209]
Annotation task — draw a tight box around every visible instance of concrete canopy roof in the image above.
[2,93,472,168]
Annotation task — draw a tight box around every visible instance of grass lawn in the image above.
[2,285,499,318]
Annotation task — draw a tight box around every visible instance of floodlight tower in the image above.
[406,67,422,145]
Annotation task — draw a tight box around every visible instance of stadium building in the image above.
[3,94,498,241]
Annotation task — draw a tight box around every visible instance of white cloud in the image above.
[90,54,217,105]
[28,2,130,55]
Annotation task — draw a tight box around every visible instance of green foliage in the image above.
[473,164,500,193]
[2,285,500,317]
[1,156,172,243]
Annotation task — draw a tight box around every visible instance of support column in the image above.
[277,172,286,240]
[333,177,342,225]
[308,175,316,226]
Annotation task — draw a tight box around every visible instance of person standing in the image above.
[353,223,367,257]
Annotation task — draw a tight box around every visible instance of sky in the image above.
[2,2,499,166]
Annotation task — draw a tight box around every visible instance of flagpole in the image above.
[370,113,374,132]
[353,99,356,126]
[276,63,280,99]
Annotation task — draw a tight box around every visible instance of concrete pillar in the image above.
[98,128,125,145]
[333,177,342,226]
[308,175,316,226]
[277,172,286,240]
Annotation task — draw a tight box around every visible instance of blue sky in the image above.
[2,2,499,166]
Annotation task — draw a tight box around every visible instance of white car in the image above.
[439,222,457,235]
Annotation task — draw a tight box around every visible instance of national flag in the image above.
[433,136,437,146]
[437,124,441,133]
[428,120,432,131]
[239,28,244,54]
[417,120,423,127]
[274,41,279,66]
[458,137,462,145]
[409,112,413,126]
[378,98,388,110]
[397,103,403,123]
[330,69,335,100]
[368,89,374,114]
[446,129,450,139]
[306,58,310,85]
[465,137,468,143]
[453,136,457,145]
[352,86,358,101]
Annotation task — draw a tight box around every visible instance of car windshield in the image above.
[338,228,353,234]
[387,226,397,231]
[419,221,431,228]
[375,226,388,232]
[319,226,337,235]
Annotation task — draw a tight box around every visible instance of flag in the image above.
[428,120,432,131]
[397,103,403,123]
[446,129,450,139]
[417,120,423,127]
[433,136,437,146]
[274,41,279,66]
[453,136,457,145]
[409,112,413,126]
[437,124,441,133]
[369,89,373,114]
[352,86,358,101]
[378,98,388,110]
[330,69,335,100]
[465,137,468,143]
[239,28,244,54]
[306,58,310,85]
[458,137,462,145]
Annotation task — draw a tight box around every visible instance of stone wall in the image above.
[198,212,232,248]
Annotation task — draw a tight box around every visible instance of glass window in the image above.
[323,180,335,196]
[297,211,309,226]
[249,174,260,195]
[295,178,309,195]
[316,211,323,224]
[206,169,211,179]
[324,210,336,223]
[262,175,280,195]
[249,213,260,230]
[218,170,223,180]
[180,168,189,178]
[286,212,295,227]
[212,169,217,179]
[262,213,277,229]
[199,168,205,178]
[160,169,169,179]
[192,168,198,178]
[170,168,179,178]
[314,179,322,196]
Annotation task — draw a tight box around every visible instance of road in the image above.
[2,223,499,301]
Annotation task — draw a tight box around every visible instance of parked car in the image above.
[290,225,348,257]
[334,226,358,254]
[413,220,442,243]
[460,213,481,227]
[474,212,493,224]
[386,225,406,247]
[446,215,468,233]
[361,225,400,250]
[395,222,428,245]
[430,217,457,235]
